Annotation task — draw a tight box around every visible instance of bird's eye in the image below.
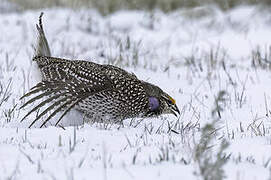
[168,96,176,105]
[161,95,176,106]
[167,99,173,105]
[149,97,160,111]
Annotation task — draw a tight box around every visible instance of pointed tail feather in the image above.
[34,12,51,57]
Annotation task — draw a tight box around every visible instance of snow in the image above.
[1,5,271,180]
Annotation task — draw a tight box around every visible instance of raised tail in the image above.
[34,12,51,57]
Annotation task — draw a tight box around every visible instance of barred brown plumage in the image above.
[20,12,180,128]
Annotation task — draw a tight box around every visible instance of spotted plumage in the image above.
[20,13,180,128]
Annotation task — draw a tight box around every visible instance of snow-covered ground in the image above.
[1,5,271,179]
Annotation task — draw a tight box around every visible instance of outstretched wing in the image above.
[20,79,113,128]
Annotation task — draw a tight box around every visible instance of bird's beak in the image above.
[170,104,180,117]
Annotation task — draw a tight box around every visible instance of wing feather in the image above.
[21,78,113,127]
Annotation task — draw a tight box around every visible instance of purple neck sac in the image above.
[149,96,159,111]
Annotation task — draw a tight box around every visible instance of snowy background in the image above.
[1,1,271,179]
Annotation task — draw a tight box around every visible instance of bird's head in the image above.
[142,82,180,117]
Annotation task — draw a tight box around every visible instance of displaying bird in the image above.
[20,13,180,128]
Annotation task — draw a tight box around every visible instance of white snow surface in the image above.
[1,5,271,179]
